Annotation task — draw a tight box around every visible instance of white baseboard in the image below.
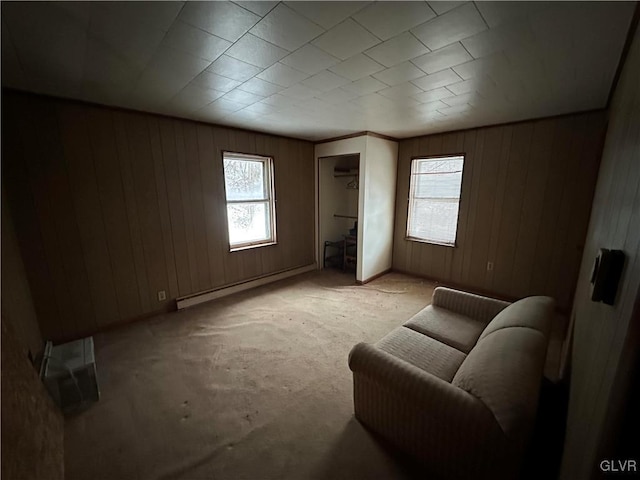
[176,264,317,310]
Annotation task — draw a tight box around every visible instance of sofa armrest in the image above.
[432,287,511,324]
[348,342,511,478]
[349,342,496,423]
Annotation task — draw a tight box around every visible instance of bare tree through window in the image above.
[223,153,276,250]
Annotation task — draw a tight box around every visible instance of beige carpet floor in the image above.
[64,270,565,480]
[65,270,436,480]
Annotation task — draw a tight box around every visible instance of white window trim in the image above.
[405,154,465,247]
[222,151,277,252]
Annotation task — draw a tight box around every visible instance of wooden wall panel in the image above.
[561,25,640,480]
[2,95,62,340]
[2,91,316,341]
[393,111,607,311]
[86,108,142,321]
[58,104,120,328]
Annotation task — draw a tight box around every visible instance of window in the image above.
[406,155,464,246]
[223,152,276,251]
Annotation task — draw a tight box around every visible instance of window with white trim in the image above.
[406,155,464,246]
[223,152,276,251]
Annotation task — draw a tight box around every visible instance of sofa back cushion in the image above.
[452,327,547,442]
[478,296,554,342]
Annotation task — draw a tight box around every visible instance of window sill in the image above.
[405,237,456,248]
[229,241,277,252]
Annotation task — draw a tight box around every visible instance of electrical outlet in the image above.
[158,290,166,301]
[487,261,494,271]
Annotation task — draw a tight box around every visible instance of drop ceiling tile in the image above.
[261,94,300,108]
[179,1,260,42]
[364,32,429,68]
[411,68,461,91]
[280,44,340,75]
[445,78,476,95]
[427,1,467,16]
[279,83,321,100]
[87,6,165,71]
[302,70,351,92]
[3,2,89,84]
[316,88,361,105]
[167,84,226,112]
[452,52,510,80]
[207,55,263,82]
[257,63,309,87]
[162,21,231,62]
[199,97,245,114]
[226,34,289,68]
[191,71,242,93]
[412,43,472,74]
[96,2,183,32]
[233,1,278,17]
[225,108,265,123]
[147,46,211,78]
[372,62,427,86]
[448,75,500,97]
[312,19,380,60]
[342,76,387,96]
[438,103,472,115]
[329,54,385,81]
[237,77,284,96]
[461,20,535,59]
[130,67,194,106]
[412,99,450,113]
[285,2,370,29]
[353,2,436,41]
[242,101,283,115]
[411,3,486,51]
[475,1,545,28]
[378,82,423,99]
[221,89,265,105]
[350,93,396,110]
[412,86,455,103]
[83,37,144,89]
[250,4,325,51]
[2,0,634,142]
[440,92,479,107]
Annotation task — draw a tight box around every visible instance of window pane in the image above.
[223,158,266,201]
[408,155,464,245]
[413,158,463,199]
[408,199,459,244]
[227,202,271,246]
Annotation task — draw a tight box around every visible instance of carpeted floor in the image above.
[65,270,435,480]
[64,270,566,480]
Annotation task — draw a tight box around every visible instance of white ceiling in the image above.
[1,1,635,141]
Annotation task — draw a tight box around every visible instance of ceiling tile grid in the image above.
[1,1,635,141]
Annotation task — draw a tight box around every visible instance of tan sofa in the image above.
[348,287,554,480]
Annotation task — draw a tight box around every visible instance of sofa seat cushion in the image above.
[478,296,554,342]
[452,327,547,440]
[375,326,466,382]
[403,305,485,354]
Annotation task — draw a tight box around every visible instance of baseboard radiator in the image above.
[176,264,317,310]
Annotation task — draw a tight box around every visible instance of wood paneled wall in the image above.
[2,91,315,342]
[393,111,607,310]
[561,24,640,480]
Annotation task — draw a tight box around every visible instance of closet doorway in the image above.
[318,154,361,273]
